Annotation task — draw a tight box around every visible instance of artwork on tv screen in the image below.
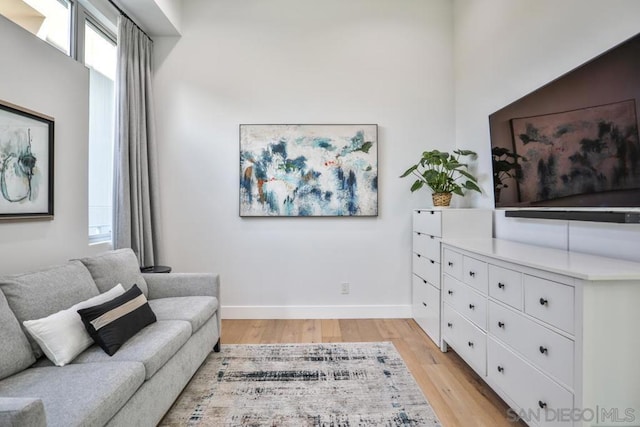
[490,33,640,208]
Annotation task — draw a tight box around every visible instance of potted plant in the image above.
[400,149,481,206]
[491,147,526,204]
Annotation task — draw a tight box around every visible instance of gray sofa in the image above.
[0,249,221,427]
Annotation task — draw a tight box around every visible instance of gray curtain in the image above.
[113,15,161,267]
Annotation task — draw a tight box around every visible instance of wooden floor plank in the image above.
[337,319,360,342]
[300,319,322,343]
[221,318,525,427]
[320,319,341,341]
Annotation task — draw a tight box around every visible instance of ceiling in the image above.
[111,0,181,37]
[0,0,45,35]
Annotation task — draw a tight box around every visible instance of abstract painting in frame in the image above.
[240,124,378,217]
[0,101,54,219]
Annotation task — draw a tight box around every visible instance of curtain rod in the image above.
[107,0,151,40]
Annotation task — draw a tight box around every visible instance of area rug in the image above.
[160,342,441,426]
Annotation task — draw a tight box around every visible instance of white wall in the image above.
[0,16,96,274]
[453,0,640,261]
[153,0,454,318]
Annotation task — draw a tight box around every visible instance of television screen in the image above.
[489,33,640,208]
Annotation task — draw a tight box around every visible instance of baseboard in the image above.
[221,304,412,319]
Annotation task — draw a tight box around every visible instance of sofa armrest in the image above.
[144,273,222,349]
[0,398,46,427]
[144,273,220,300]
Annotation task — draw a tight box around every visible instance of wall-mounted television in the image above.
[489,33,640,213]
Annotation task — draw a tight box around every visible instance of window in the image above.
[2,0,118,245]
[84,19,117,243]
[0,0,72,54]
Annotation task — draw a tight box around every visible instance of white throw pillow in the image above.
[23,284,125,366]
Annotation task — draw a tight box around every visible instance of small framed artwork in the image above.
[240,124,378,217]
[0,100,54,219]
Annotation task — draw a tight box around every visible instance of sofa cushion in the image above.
[148,296,218,333]
[0,260,100,358]
[72,320,191,380]
[23,285,125,366]
[0,397,46,427]
[0,362,145,427]
[78,285,156,356]
[79,248,149,296]
[0,291,35,380]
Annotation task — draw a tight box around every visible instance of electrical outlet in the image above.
[340,282,350,295]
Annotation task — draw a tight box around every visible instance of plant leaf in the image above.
[458,169,478,182]
[400,165,418,177]
[410,180,424,192]
[464,180,482,193]
[455,149,477,157]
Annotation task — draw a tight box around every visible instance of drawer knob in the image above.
[498,321,505,328]
[468,304,475,310]
[539,346,548,354]
[447,322,453,328]
[448,261,454,267]
[539,297,548,306]
[430,235,435,239]
[417,254,421,258]
[448,290,454,295]
[468,341,474,348]
[423,279,427,284]
[497,366,504,373]
[430,260,435,264]
[538,401,547,409]
[469,271,476,277]
[422,302,427,307]
[498,282,505,289]
[417,232,421,235]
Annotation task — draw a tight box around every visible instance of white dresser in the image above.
[411,209,492,345]
[440,238,640,427]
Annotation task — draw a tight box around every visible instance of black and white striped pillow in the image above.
[77,284,156,356]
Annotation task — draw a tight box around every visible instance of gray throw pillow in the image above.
[79,248,148,297]
[0,260,100,358]
[0,290,35,379]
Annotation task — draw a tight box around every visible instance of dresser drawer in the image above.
[488,337,573,427]
[524,275,575,334]
[463,255,489,294]
[413,210,442,237]
[443,248,463,281]
[489,265,523,310]
[413,275,440,344]
[443,275,486,330]
[412,232,441,261]
[413,253,440,288]
[442,304,487,376]
[488,301,574,388]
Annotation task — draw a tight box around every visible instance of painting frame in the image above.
[0,100,54,220]
[239,124,378,217]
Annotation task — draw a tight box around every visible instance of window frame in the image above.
[75,4,117,64]
[80,7,117,245]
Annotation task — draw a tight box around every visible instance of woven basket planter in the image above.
[432,192,452,207]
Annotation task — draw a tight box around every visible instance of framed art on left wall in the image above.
[0,100,54,219]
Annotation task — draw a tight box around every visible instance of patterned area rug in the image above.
[160,342,441,426]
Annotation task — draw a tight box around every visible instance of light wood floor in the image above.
[221,318,525,427]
